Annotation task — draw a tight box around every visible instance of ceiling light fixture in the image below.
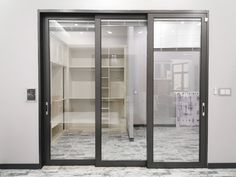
[107,31,112,34]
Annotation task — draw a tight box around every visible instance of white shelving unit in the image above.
[50,34,68,139]
[63,46,96,129]
[101,47,126,127]
[50,32,127,133]
[66,46,127,128]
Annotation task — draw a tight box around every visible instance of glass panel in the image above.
[49,19,95,159]
[101,19,147,160]
[154,19,201,48]
[153,19,201,162]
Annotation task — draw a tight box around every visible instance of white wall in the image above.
[0,0,236,164]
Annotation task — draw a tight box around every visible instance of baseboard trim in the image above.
[0,164,42,169]
[5,163,235,169]
[208,163,236,168]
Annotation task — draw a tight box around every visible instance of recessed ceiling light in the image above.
[180,21,185,24]
[107,31,112,34]
[74,23,78,26]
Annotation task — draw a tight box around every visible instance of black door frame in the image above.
[39,13,96,165]
[39,10,208,168]
[147,12,209,168]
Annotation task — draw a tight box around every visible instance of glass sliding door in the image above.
[42,11,208,167]
[153,18,201,162]
[100,18,147,161]
[147,13,208,168]
[49,19,95,160]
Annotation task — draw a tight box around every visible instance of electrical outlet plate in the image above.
[218,88,231,96]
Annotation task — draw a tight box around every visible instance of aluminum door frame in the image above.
[39,10,208,168]
[146,12,208,168]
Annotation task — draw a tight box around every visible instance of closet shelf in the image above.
[67,97,124,100]
[103,66,124,69]
[64,112,95,124]
[67,97,95,100]
[69,65,125,69]
[51,98,65,103]
[51,61,65,67]
[68,45,95,48]
[64,112,120,125]
[69,66,95,69]
[102,97,125,100]
[102,107,109,110]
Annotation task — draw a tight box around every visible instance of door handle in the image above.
[45,101,49,116]
[202,102,205,117]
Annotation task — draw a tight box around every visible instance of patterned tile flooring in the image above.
[1,166,236,177]
[51,127,199,162]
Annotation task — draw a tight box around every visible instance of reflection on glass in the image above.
[153,19,201,162]
[101,19,147,160]
[49,20,95,159]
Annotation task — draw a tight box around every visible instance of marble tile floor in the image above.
[51,127,199,162]
[154,127,199,162]
[1,166,236,177]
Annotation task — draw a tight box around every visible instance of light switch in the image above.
[218,88,231,96]
[225,89,231,95]
[219,89,226,95]
[27,88,36,101]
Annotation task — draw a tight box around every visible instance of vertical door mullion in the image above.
[147,13,154,167]
[95,16,102,165]
[43,16,51,164]
[200,14,208,167]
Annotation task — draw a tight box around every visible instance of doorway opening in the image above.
[39,10,208,168]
